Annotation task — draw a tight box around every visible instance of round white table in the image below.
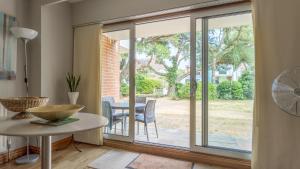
[0,113,108,169]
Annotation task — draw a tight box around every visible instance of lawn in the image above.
[144,97,253,150]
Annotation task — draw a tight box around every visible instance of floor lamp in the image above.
[10,27,39,164]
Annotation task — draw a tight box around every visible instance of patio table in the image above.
[111,103,146,131]
[111,102,145,110]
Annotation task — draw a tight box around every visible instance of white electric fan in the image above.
[272,67,300,116]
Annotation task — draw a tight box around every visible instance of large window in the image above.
[193,12,254,154]
[207,14,254,152]
[101,8,254,158]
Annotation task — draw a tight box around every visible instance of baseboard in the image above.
[30,136,73,154]
[103,139,251,169]
[0,136,73,165]
[0,147,27,164]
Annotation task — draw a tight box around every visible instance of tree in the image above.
[136,33,190,96]
[120,52,129,83]
[208,25,254,82]
[134,25,254,96]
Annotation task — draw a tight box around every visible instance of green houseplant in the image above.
[66,73,81,104]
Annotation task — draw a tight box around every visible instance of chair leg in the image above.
[114,124,117,134]
[154,121,158,138]
[145,123,149,141]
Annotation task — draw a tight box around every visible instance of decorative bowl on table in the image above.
[26,104,84,122]
[0,97,49,119]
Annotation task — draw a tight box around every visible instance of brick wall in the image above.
[101,35,120,101]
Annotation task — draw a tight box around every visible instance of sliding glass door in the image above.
[135,17,190,147]
[102,24,135,142]
[101,5,254,159]
[191,9,254,158]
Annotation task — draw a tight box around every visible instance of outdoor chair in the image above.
[136,96,147,114]
[102,96,128,117]
[102,101,124,134]
[135,100,158,141]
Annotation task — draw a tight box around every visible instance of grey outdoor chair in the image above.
[102,96,128,117]
[102,101,124,134]
[135,100,158,141]
[136,96,147,114]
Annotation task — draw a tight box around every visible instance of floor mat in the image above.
[127,154,193,169]
[88,149,139,169]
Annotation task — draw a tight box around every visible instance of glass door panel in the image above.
[207,13,254,152]
[102,29,132,140]
[135,17,191,147]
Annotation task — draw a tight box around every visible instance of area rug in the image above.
[127,154,193,169]
[88,150,139,169]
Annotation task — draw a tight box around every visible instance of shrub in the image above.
[136,74,162,94]
[121,83,129,96]
[175,82,217,100]
[238,71,254,99]
[217,81,232,100]
[231,81,244,100]
[217,80,244,100]
[176,83,190,99]
[208,83,217,100]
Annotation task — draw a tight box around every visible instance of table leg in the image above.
[41,136,52,169]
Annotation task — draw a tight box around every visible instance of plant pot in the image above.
[68,92,79,104]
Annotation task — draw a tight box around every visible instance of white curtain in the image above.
[252,0,300,168]
[73,24,103,145]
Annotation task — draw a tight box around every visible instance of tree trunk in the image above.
[167,84,176,97]
[211,58,217,83]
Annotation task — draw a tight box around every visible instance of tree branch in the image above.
[146,55,167,76]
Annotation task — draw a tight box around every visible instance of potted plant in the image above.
[66,73,81,104]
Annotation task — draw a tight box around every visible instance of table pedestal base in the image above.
[15,154,39,164]
[41,136,52,169]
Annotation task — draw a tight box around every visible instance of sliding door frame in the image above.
[190,4,252,159]
[102,2,253,160]
[102,22,136,142]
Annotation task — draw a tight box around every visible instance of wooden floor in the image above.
[0,143,228,169]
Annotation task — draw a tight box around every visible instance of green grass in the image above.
[208,100,254,113]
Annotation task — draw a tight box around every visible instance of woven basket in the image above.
[0,97,49,112]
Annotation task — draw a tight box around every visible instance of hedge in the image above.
[217,80,244,100]
[176,82,217,100]
[136,74,162,94]
[238,71,254,99]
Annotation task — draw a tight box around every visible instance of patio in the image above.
[106,97,253,151]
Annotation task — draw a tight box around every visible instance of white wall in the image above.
[0,0,29,152]
[41,2,73,104]
[71,0,239,25]
[28,0,42,96]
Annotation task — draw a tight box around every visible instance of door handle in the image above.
[191,80,198,97]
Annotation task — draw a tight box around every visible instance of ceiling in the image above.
[104,13,252,40]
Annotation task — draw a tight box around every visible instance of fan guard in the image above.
[272,67,300,116]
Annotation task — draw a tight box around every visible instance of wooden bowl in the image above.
[27,104,84,122]
[0,97,49,119]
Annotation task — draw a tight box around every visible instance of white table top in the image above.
[0,112,108,137]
